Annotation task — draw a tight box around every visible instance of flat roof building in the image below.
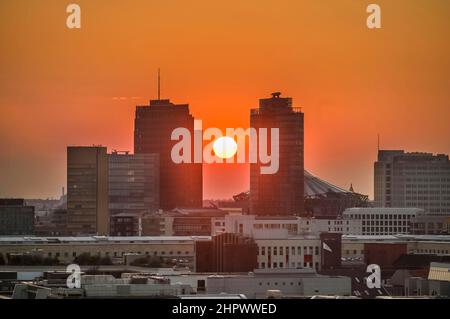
[374,150,450,214]
[134,99,202,210]
[108,152,159,217]
[67,146,109,236]
[250,93,304,216]
[0,199,34,236]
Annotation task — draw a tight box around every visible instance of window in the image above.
[279,263,283,268]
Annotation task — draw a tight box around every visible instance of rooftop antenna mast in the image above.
[377,133,380,152]
[157,68,161,100]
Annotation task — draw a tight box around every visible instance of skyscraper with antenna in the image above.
[134,71,202,209]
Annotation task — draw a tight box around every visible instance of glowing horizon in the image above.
[1,0,450,200]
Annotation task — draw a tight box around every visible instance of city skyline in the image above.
[1,0,450,200]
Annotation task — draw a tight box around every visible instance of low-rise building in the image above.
[0,236,209,269]
[206,268,352,298]
[342,207,423,235]
[0,199,35,236]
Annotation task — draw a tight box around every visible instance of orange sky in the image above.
[1,0,449,200]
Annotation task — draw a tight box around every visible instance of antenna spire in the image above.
[377,133,380,152]
[157,68,161,100]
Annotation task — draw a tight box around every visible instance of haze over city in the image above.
[1,0,450,200]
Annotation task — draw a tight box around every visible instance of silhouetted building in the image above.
[250,92,304,215]
[35,209,68,236]
[320,233,342,270]
[134,99,202,210]
[108,151,159,216]
[0,199,34,235]
[364,243,408,275]
[110,213,140,236]
[196,233,258,272]
[67,146,109,235]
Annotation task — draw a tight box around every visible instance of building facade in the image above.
[0,199,34,236]
[110,213,140,236]
[67,146,109,236]
[224,214,362,237]
[250,92,304,215]
[134,99,202,210]
[0,236,205,269]
[195,233,258,273]
[342,207,423,235]
[374,150,450,214]
[108,151,159,216]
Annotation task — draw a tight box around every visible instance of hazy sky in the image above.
[1,0,449,200]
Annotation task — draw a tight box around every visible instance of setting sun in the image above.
[213,136,238,159]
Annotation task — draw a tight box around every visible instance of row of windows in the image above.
[347,214,414,220]
[362,227,409,233]
[362,221,409,226]
[415,249,450,254]
[258,246,319,256]
[46,250,192,258]
[258,261,319,270]
[258,281,301,286]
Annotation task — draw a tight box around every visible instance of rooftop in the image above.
[0,235,212,244]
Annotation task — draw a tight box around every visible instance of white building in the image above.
[224,214,342,271]
[342,207,424,235]
[224,214,361,237]
[207,268,351,298]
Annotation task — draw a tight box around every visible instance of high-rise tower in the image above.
[250,92,304,215]
[67,146,109,235]
[134,99,202,210]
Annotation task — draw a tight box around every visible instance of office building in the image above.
[195,233,258,273]
[134,98,202,210]
[0,199,34,236]
[110,213,140,236]
[410,211,449,235]
[250,92,304,216]
[224,214,362,237]
[67,146,109,236]
[374,150,450,214]
[342,207,423,235]
[108,151,159,216]
[140,208,227,236]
